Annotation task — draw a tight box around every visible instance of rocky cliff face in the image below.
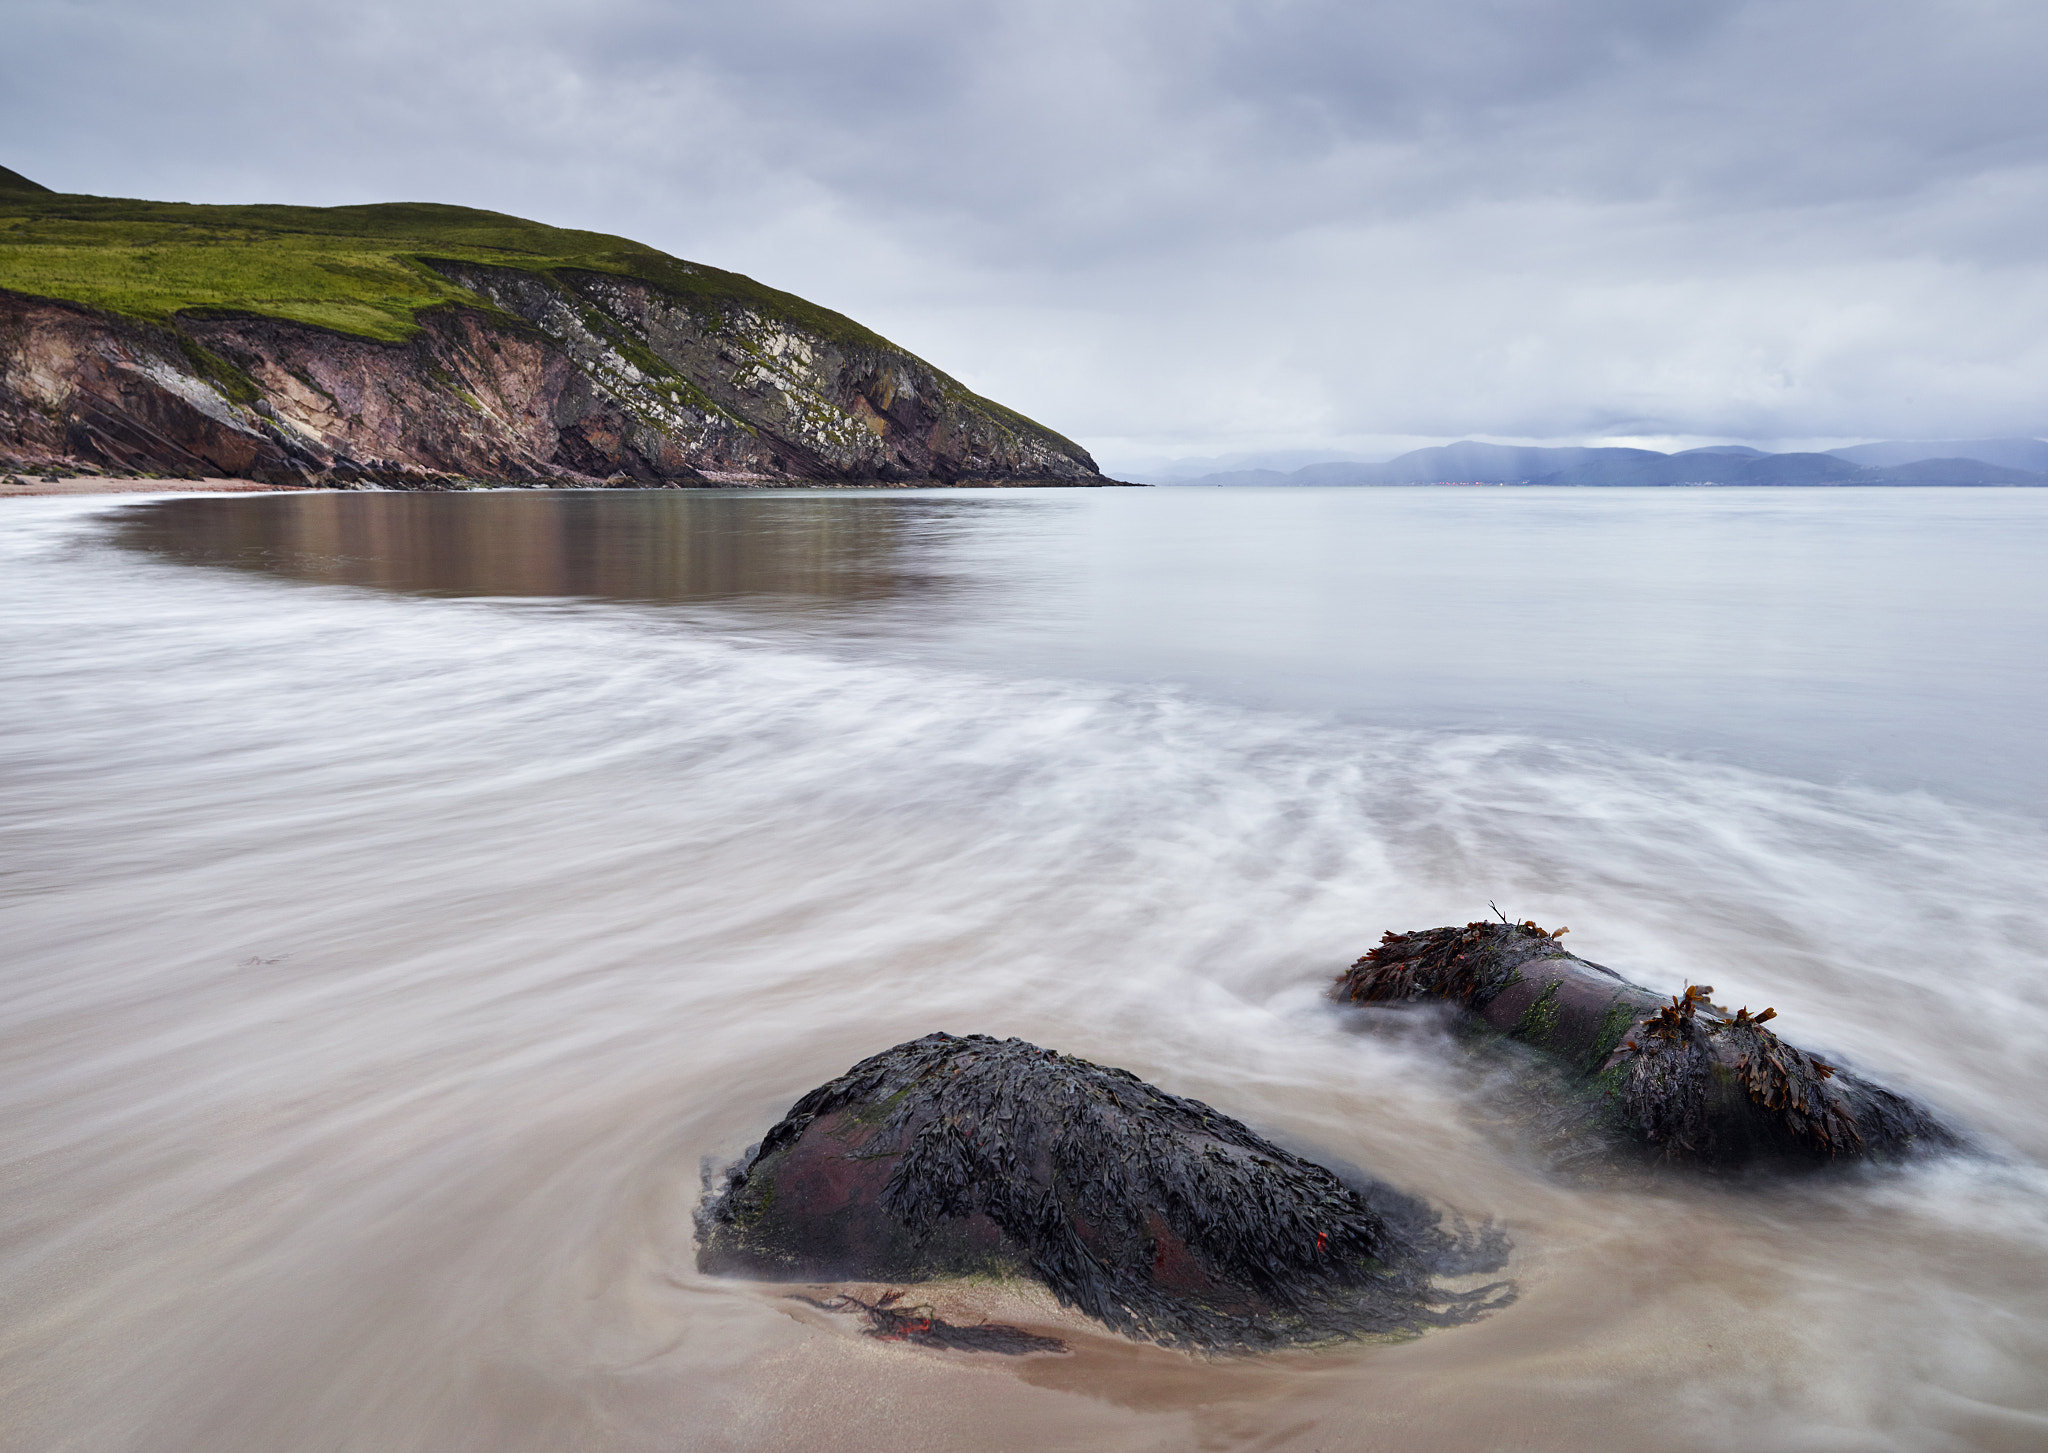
[0,263,1106,489]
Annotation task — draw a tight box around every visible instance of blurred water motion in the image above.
[2,486,2046,1453]
[119,484,2048,806]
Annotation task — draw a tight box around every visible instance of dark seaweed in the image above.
[699,1033,1512,1352]
[1337,919,1569,1009]
[1336,922,1960,1169]
[1610,988,1956,1163]
[794,1292,1069,1355]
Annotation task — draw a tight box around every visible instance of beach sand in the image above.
[0,474,306,498]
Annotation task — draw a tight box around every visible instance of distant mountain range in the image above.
[1164,439,2048,488]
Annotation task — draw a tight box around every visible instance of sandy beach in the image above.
[0,475,306,498]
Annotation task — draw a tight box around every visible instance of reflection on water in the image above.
[118,485,2048,806]
[116,489,957,606]
[4,488,2048,1453]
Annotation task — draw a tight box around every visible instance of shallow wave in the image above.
[1,497,2045,1452]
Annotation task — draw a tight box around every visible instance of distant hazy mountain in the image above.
[1118,449,1391,484]
[1826,438,2048,472]
[1354,442,1626,483]
[1861,458,2048,486]
[1180,443,1639,486]
[1174,469,1300,487]
[1541,451,1861,486]
[1166,439,2048,487]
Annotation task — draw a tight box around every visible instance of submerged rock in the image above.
[696,1032,1511,1351]
[1335,920,1958,1168]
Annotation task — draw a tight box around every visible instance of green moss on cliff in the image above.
[173,334,262,407]
[0,192,900,357]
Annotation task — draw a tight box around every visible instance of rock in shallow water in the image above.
[696,1032,1511,1351]
[1336,921,1961,1168]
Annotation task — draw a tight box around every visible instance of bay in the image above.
[1,486,2043,1452]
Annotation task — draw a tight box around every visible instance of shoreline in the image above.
[0,475,311,498]
[0,475,1138,498]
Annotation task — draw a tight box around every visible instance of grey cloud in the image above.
[6,0,2046,460]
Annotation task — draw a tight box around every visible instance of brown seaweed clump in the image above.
[697,1033,1512,1352]
[792,1290,1069,1355]
[1335,921,1958,1169]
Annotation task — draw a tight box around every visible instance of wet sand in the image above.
[0,474,306,497]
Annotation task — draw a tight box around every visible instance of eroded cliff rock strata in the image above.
[0,198,1108,489]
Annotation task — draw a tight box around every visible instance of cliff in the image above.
[0,169,1108,489]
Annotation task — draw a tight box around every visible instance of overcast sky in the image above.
[10,0,2047,470]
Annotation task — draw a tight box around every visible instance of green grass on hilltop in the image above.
[0,187,897,350]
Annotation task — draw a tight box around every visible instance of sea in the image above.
[2,485,2045,1452]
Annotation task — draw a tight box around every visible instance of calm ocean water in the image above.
[2,486,2045,1452]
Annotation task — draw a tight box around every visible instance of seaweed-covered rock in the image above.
[696,1032,1510,1351]
[1335,921,1958,1168]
